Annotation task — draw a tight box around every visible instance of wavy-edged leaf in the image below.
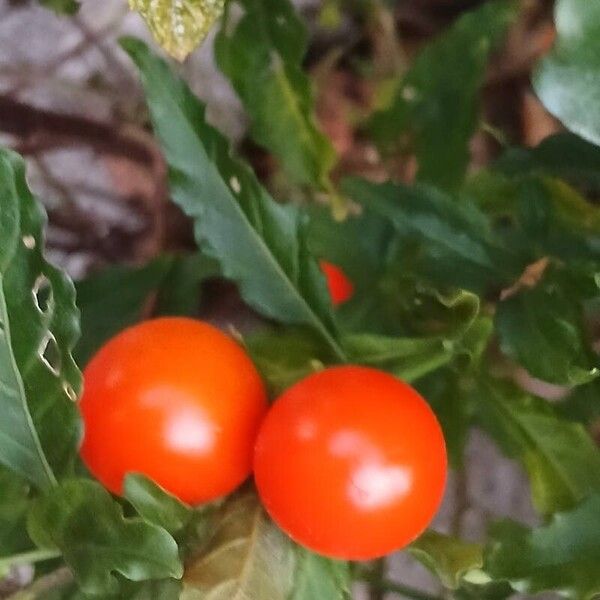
[410,531,483,590]
[370,0,516,189]
[486,495,600,599]
[0,149,81,489]
[182,493,295,599]
[215,0,336,190]
[533,0,600,148]
[123,38,346,360]
[27,479,183,595]
[124,474,192,536]
[129,0,225,61]
[478,378,600,515]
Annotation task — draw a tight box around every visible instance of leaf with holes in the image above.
[27,479,183,595]
[122,39,346,361]
[215,0,336,191]
[129,0,225,61]
[0,149,82,490]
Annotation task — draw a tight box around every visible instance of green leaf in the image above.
[182,493,349,599]
[369,0,516,189]
[496,133,600,190]
[39,0,79,14]
[27,479,183,595]
[478,379,600,515]
[75,257,173,366]
[124,474,192,536]
[342,334,455,382]
[0,149,82,489]
[410,530,483,590]
[533,0,600,148]
[343,177,518,292]
[181,493,295,599]
[496,266,599,386]
[245,328,330,395]
[485,494,600,599]
[75,254,217,366]
[215,0,336,190]
[289,549,351,600]
[417,370,475,469]
[129,0,225,61]
[0,468,33,559]
[122,38,346,361]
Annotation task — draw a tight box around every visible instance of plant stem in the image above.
[368,557,386,600]
[0,548,61,571]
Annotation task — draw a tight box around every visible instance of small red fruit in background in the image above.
[79,317,268,505]
[254,366,447,560]
[319,260,354,306]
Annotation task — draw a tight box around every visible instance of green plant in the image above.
[2,0,600,597]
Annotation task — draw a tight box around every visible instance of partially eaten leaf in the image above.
[130,0,225,61]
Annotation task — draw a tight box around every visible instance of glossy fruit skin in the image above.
[254,366,447,560]
[80,317,268,505]
[319,260,354,306]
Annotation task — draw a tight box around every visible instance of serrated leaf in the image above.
[410,530,483,590]
[215,0,336,190]
[129,0,225,61]
[0,149,82,489]
[485,495,600,599]
[370,0,516,189]
[124,474,192,536]
[477,379,600,515]
[496,266,599,386]
[343,177,519,293]
[27,479,183,595]
[123,38,346,361]
[181,493,295,599]
[534,0,600,148]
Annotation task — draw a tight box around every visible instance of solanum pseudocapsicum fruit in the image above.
[319,260,354,306]
[79,317,268,504]
[254,366,447,560]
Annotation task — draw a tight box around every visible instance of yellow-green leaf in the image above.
[130,0,225,61]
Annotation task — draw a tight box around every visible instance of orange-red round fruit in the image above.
[79,317,268,505]
[254,366,447,560]
[319,260,354,306]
